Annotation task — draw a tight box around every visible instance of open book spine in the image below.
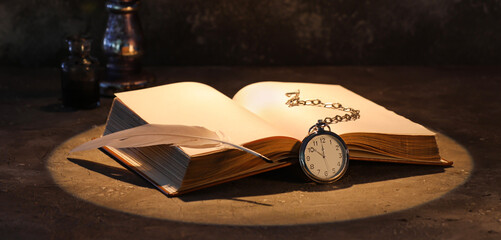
[349,155,451,166]
[176,161,291,196]
[100,99,296,196]
[341,133,452,166]
[99,146,293,196]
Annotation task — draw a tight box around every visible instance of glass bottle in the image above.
[101,0,152,96]
[61,36,100,109]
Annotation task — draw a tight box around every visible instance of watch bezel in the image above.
[298,130,349,183]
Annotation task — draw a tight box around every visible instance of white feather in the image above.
[71,124,272,163]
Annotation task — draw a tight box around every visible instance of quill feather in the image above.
[71,124,273,163]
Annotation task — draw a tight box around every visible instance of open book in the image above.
[98,81,451,196]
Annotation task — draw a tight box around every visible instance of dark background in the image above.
[2,1,501,239]
[1,0,501,67]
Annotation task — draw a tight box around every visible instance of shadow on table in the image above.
[67,157,447,204]
[67,158,154,189]
[178,160,447,203]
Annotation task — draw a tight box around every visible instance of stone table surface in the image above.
[1,66,500,239]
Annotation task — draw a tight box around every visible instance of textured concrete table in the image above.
[1,66,500,239]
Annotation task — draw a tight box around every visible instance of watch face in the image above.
[299,131,349,183]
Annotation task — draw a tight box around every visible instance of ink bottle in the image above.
[61,36,100,109]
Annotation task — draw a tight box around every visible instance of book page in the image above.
[115,82,292,155]
[232,82,435,141]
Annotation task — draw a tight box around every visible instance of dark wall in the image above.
[1,0,501,67]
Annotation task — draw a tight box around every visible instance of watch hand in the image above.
[321,142,330,171]
[310,147,325,158]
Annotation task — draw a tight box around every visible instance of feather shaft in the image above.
[71,124,273,163]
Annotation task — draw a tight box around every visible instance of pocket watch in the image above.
[299,120,349,183]
[286,90,360,183]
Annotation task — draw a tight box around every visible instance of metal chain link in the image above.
[285,90,360,124]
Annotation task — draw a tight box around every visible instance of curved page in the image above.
[115,82,292,156]
[232,81,435,141]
